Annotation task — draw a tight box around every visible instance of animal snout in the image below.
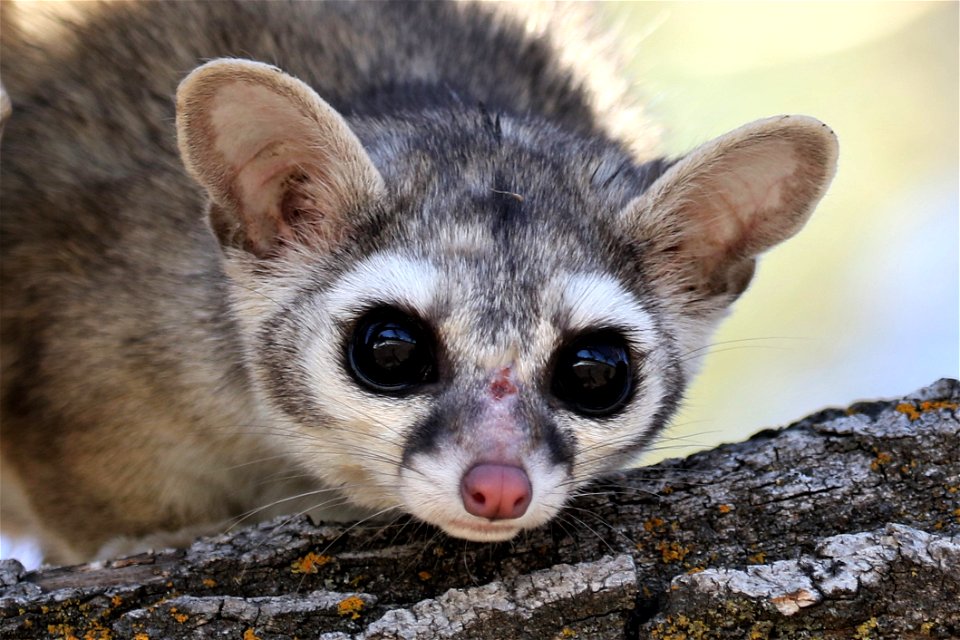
[460,463,531,520]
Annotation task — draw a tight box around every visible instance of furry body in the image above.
[0,1,837,563]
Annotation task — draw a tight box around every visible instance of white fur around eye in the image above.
[276,253,440,515]
[324,252,440,321]
[562,272,657,345]
[295,251,440,426]
[553,271,671,480]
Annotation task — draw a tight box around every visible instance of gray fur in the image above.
[0,1,837,562]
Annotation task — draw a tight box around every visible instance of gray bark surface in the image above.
[2,378,958,639]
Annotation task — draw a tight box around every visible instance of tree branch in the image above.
[3,379,958,639]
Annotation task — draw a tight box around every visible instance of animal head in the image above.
[176,59,837,541]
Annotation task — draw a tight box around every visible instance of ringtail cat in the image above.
[0,1,837,564]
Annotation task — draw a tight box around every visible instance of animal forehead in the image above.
[406,191,614,284]
[437,269,656,380]
[380,125,620,238]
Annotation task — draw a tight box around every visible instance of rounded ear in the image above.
[176,58,385,258]
[620,115,838,303]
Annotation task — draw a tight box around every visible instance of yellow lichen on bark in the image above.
[337,596,365,620]
[290,552,333,574]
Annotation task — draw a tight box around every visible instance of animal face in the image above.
[177,59,837,540]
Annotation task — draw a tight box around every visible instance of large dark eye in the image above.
[551,331,632,416]
[347,307,437,393]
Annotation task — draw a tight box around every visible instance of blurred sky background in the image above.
[2,2,957,567]
[598,2,959,464]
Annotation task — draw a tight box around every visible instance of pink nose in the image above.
[460,464,532,520]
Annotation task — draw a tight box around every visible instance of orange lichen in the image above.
[748,552,767,564]
[418,571,432,581]
[337,596,364,620]
[133,635,150,640]
[656,540,691,563]
[81,622,112,640]
[290,552,332,574]
[243,629,262,640]
[896,400,958,422]
[895,403,921,421]
[870,451,893,471]
[47,624,79,640]
[643,517,666,533]
[169,607,188,624]
[558,628,577,638]
[201,578,217,588]
[920,400,958,413]
[718,504,733,514]
[110,596,122,608]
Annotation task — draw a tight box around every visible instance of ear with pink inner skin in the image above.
[176,59,385,257]
[622,115,839,306]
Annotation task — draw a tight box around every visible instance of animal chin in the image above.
[439,518,524,542]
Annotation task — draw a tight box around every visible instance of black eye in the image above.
[347,307,437,393]
[551,331,632,416]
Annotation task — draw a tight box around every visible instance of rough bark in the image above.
[2,378,958,639]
